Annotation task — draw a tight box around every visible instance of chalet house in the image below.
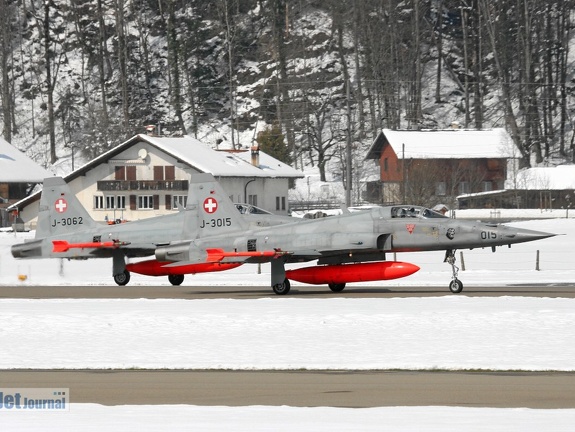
[0,137,52,227]
[364,128,520,207]
[11,134,303,227]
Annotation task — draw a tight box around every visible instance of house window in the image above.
[482,181,493,192]
[138,195,154,209]
[276,197,280,211]
[106,196,115,209]
[172,195,187,210]
[94,196,104,209]
[282,197,286,210]
[104,195,125,209]
[458,182,470,194]
[248,194,257,206]
[436,182,446,196]
[383,157,388,172]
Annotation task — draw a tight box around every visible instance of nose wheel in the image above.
[444,249,463,294]
[448,278,463,293]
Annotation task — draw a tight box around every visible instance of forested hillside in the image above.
[1,0,574,184]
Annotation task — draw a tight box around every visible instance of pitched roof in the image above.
[65,134,302,182]
[365,128,519,160]
[143,135,303,178]
[8,134,302,211]
[0,137,52,182]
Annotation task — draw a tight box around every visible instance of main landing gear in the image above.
[328,283,346,292]
[444,249,463,293]
[272,278,291,295]
[168,274,185,286]
[114,269,130,286]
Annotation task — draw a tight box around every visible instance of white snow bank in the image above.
[1,297,574,370]
[1,404,574,432]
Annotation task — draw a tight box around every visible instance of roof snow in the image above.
[144,135,302,178]
[62,134,303,182]
[366,128,519,160]
[0,137,52,182]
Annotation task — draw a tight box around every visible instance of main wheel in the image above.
[448,279,463,294]
[328,283,346,292]
[114,269,130,286]
[168,274,185,286]
[272,278,291,295]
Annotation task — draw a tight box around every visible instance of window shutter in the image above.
[165,195,172,210]
[165,166,175,180]
[153,166,164,180]
[127,166,136,181]
[153,195,159,210]
[115,166,125,180]
[130,195,137,210]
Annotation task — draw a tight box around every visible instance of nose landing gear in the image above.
[444,249,463,293]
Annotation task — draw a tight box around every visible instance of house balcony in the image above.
[97,180,189,191]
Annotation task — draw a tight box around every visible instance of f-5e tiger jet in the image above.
[12,174,555,294]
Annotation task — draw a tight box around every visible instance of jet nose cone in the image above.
[503,227,557,243]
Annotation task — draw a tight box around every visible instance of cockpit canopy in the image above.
[234,203,272,215]
[390,206,448,219]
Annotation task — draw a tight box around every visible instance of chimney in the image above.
[251,145,260,167]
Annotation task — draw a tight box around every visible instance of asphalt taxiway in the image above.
[0,283,574,299]
[1,369,575,408]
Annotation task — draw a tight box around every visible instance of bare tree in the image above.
[0,0,13,141]
[302,96,344,182]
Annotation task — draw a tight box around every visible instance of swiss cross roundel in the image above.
[55,198,68,214]
[203,197,218,214]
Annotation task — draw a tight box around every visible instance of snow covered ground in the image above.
[3,405,575,432]
[0,296,574,370]
[0,218,574,430]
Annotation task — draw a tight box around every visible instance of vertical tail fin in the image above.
[36,177,98,238]
[183,173,248,238]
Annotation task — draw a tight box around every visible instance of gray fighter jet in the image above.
[12,174,555,294]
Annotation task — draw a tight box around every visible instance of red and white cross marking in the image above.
[55,198,68,214]
[203,197,218,214]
